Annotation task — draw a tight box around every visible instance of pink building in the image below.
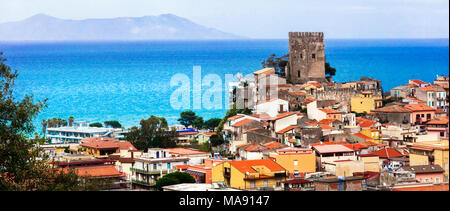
[403,165,445,184]
[404,104,436,125]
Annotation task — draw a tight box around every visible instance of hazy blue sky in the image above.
[0,0,448,39]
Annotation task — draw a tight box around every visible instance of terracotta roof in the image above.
[353,133,372,140]
[410,79,427,85]
[370,148,403,158]
[406,97,425,104]
[73,165,122,178]
[203,132,217,136]
[276,125,299,134]
[254,67,275,75]
[228,159,286,174]
[319,108,341,114]
[232,119,257,127]
[418,86,445,92]
[302,98,317,105]
[404,104,436,112]
[245,144,268,152]
[271,112,297,121]
[228,115,244,121]
[319,119,337,124]
[392,184,449,191]
[373,105,411,113]
[262,141,283,150]
[426,117,449,125]
[81,138,137,151]
[319,124,335,130]
[179,132,199,136]
[165,148,210,155]
[343,143,368,151]
[359,121,377,128]
[288,91,306,96]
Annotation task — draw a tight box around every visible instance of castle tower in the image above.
[288,32,326,84]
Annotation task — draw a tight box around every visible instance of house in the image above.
[358,154,381,172]
[46,121,124,144]
[350,91,383,114]
[197,132,217,145]
[176,158,227,184]
[282,178,315,191]
[369,147,404,160]
[268,148,316,178]
[255,98,289,118]
[212,159,287,190]
[312,144,356,171]
[108,149,144,181]
[408,140,449,181]
[314,176,364,191]
[391,84,415,98]
[404,104,436,125]
[359,128,382,144]
[434,75,449,95]
[267,112,298,137]
[401,165,445,184]
[80,137,137,158]
[409,79,428,87]
[391,183,449,191]
[55,158,130,190]
[372,105,412,125]
[131,156,189,189]
[415,86,447,110]
[236,141,287,161]
[426,117,449,140]
[164,148,212,165]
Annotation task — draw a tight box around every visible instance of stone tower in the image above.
[288,32,326,84]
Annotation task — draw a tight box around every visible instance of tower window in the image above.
[312,54,316,59]
[300,54,303,59]
[298,71,300,77]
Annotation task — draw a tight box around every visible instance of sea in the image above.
[0,39,448,132]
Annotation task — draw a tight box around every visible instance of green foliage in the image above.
[155,171,195,191]
[89,122,103,128]
[325,62,336,77]
[0,52,109,191]
[104,120,122,128]
[178,110,197,128]
[210,134,224,147]
[126,116,177,151]
[192,116,204,130]
[204,118,221,131]
[199,142,211,153]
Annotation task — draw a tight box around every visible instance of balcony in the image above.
[130,168,169,175]
[131,179,155,187]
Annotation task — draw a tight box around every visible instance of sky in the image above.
[0,0,448,39]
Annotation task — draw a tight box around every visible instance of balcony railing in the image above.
[131,179,155,186]
[130,168,169,175]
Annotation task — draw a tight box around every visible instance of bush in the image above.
[155,172,196,191]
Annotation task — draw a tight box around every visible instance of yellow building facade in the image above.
[360,129,383,144]
[268,148,316,175]
[351,92,383,114]
[409,140,449,181]
[211,159,287,190]
[359,155,381,172]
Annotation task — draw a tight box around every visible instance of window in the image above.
[300,53,303,59]
[264,180,268,187]
[312,54,316,59]
[436,178,440,184]
[250,181,255,189]
[425,178,430,183]
[276,180,281,187]
[167,163,171,169]
[298,71,300,77]
[294,160,298,166]
[153,163,157,170]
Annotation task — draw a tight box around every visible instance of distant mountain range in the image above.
[0,14,245,41]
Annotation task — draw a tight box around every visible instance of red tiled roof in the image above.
[410,79,427,85]
[203,132,217,136]
[353,133,372,140]
[276,125,299,134]
[404,104,436,112]
[319,119,337,125]
[313,144,354,154]
[72,165,122,178]
[232,119,257,127]
[270,112,297,121]
[343,143,368,151]
[288,91,306,96]
[392,184,449,191]
[228,159,286,174]
[418,86,445,92]
[373,105,411,113]
[262,141,283,150]
[319,124,335,130]
[359,121,377,128]
[179,132,199,136]
[302,98,317,105]
[426,117,449,125]
[319,108,341,114]
[81,138,137,151]
[370,148,403,158]
[229,115,244,121]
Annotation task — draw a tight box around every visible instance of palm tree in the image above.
[41,120,47,137]
[68,116,74,127]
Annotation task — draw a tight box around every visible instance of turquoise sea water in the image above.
[0,39,448,131]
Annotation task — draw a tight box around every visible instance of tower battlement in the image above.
[287,32,327,84]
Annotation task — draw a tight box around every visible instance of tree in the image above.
[126,116,177,151]
[89,122,103,128]
[0,52,108,191]
[204,118,221,131]
[178,111,197,128]
[192,116,204,130]
[325,62,336,77]
[68,116,74,127]
[155,171,195,191]
[210,134,224,147]
[104,121,122,128]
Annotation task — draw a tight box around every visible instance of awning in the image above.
[185,169,206,177]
